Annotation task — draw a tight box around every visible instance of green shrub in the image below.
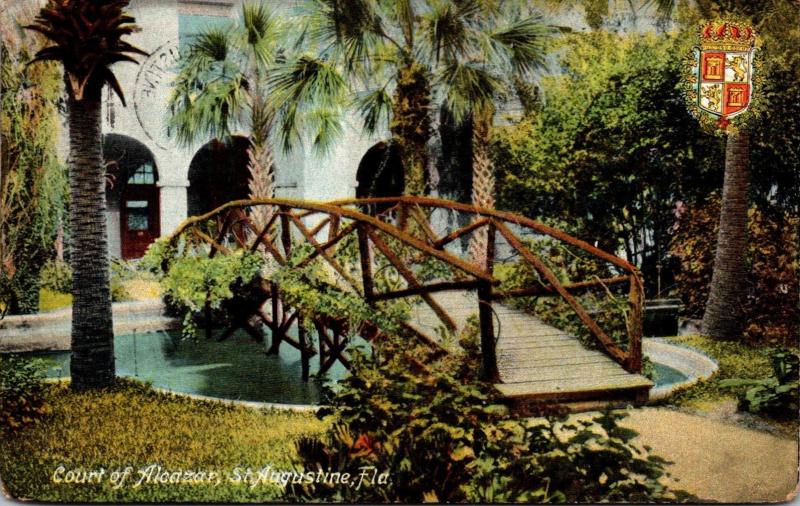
[39,260,72,293]
[152,247,265,338]
[0,354,51,433]
[38,259,130,302]
[110,259,139,282]
[285,335,682,503]
[720,350,800,419]
[110,276,130,302]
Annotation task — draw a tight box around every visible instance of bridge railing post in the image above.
[478,282,499,383]
[626,273,644,373]
[357,223,374,302]
[479,220,499,383]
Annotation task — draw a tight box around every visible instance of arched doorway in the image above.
[356,141,404,199]
[103,134,160,259]
[187,137,251,216]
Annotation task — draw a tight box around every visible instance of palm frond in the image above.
[355,86,393,134]
[423,0,470,64]
[395,0,415,47]
[489,16,552,75]
[276,100,302,152]
[98,67,127,106]
[306,107,344,153]
[240,2,281,69]
[187,28,233,63]
[438,61,502,124]
[270,55,347,151]
[305,0,381,49]
[25,0,146,102]
[270,55,346,108]
[168,74,248,146]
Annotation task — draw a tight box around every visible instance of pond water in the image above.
[652,361,690,387]
[28,330,351,405]
[22,331,689,405]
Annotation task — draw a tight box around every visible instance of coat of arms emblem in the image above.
[685,20,758,132]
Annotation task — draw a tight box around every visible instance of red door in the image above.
[121,185,160,259]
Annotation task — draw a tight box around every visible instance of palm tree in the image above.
[274,0,551,197]
[169,3,296,229]
[433,6,552,264]
[26,0,146,389]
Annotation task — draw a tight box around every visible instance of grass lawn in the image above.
[0,381,327,503]
[121,279,162,301]
[38,289,72,312]
[38,278,161,313]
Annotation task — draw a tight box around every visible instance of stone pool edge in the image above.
[0,300,178,353]
[643,337,719,401]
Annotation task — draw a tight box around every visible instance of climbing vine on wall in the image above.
[1,10,68,315]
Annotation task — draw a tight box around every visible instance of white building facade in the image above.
[103,0,385,258]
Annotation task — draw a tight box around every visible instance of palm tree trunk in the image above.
[391,63,432,196]
[68,94,115,390]
[245,74,275,233]
[469,104,496,267]
[702,131,749,340]
[247,141,275,230]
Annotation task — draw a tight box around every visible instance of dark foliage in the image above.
[0,355,51,433]
[670,195,799,345]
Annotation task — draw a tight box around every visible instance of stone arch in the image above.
[355,141,404,199]
[187,136,251,217]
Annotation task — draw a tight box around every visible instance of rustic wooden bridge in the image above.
[164,196,652,411]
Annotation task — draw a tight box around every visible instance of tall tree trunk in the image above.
[68,94,115,390]
[391,63,432,196]
[702,131,749,340]
[469,104,496,266]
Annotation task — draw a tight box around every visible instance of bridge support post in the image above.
[299,316,310,381]
[478,283,500,383]
[267,282,282,354]
[204,294,212,340]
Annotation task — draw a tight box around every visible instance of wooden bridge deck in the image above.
[408,291,652,412]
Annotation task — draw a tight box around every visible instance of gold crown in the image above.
[700,21,756,52]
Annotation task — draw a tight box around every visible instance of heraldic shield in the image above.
[696,22,756,120]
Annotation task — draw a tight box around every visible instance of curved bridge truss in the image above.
[165,197,644,383]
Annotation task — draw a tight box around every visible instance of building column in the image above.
[158,181,189,237]
[106,206,122,258]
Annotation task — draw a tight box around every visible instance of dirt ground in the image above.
[620,407,799,503]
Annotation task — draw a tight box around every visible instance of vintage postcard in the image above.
[1,0,798,503]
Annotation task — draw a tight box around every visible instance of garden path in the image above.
[621,407,798,502]
[408,291,653,411]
